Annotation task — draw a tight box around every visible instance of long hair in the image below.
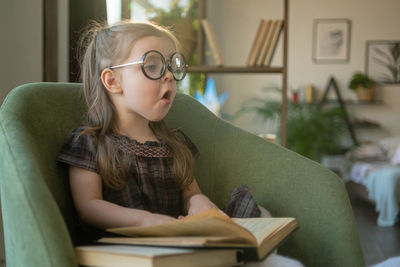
[78,20,194,190]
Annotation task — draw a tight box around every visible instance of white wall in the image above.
[0,0,69,103]
[207,0,400,143]
[58,0,70,82]
[0,0,43,103]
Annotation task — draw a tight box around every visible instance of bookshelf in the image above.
[188,66,283,73]
[189,0,289,146]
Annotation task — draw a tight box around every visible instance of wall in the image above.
[0,0,69,103]
[2,0,398,140]
[0,0,43,103]
[58,0,70,82]
[207,0,400,143]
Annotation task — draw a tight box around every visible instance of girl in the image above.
[58,20,303,267]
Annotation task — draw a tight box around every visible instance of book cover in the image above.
[200,19,224,66]
[246,19,267,66]
[263,20,284,66]
[75,244,242,267]
[100,209,297,261]
[256,19,276,66]
[248,20,271,66]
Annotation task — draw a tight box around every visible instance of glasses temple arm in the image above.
[108,60,143,69]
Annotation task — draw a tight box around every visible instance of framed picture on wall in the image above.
[312,19,351,63]
[366,40,400,84]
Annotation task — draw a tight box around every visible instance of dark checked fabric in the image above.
[224,185,261,218]
[57,127,198,218]
[57,127,260,243]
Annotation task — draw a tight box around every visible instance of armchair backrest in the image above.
[0,83,85,267]
[0,82,365,267]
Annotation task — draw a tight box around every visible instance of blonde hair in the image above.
[78,20,194,190]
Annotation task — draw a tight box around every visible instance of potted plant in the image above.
[348,72,376,102]
[235,87,348,161]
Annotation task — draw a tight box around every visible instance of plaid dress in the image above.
[58,127,197,218]
[58,127,260,243]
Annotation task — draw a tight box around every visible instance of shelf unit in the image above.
[188,0,289,146]
[188,66,284,73]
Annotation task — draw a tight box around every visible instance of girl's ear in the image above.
[101,68,123,94]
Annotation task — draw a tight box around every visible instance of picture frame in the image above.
[312,19,351,63]
[365,40,400,84]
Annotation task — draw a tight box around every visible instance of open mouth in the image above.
[162,91,170,100]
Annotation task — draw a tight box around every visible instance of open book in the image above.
[99,209,297,261]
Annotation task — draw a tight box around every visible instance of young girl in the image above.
[58,20,303,267]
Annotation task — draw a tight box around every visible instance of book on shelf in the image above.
[247,19,271,66]
[200,19,224,66]
[263,19,284,66]
[246,19,269,66]
[255,19,276,66]
[75,244,241,267]
[99,209,297,261]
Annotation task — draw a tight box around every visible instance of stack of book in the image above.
[75,209,297,267]
[246,19,284,67]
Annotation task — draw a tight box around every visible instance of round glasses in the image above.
[108,50,188,81]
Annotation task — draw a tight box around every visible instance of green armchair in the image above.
[0,83,364,267]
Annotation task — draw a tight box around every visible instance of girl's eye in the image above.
[145,64,157,72]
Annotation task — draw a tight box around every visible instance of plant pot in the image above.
[356,85,375,102]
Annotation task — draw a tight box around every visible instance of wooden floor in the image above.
[350,196,400,266]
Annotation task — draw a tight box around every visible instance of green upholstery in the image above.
[0,82,365,267]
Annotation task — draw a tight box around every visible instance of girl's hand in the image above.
[186,194,229,218]
[141,212,177,226]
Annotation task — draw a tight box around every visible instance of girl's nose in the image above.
[161,66,174,82]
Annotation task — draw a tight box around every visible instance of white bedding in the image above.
[349,161,392,184]
[363,167,400,227]
[349,161,400,227]
[346,137,400,227]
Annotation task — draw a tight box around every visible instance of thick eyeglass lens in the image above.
[142,51,166,79]
[141,51,187,81]
[169,53,187,81]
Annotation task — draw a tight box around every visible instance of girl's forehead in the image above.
[128,36,175,59]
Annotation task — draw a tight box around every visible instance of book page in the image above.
[77,245,204,257]
[99,236,254,247]
[232,217,295,245]
[108,209,256,244]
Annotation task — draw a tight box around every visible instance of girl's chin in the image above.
[149,114,167,122]
[146,107,172,122]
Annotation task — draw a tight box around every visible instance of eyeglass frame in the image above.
[107,50,188,81]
